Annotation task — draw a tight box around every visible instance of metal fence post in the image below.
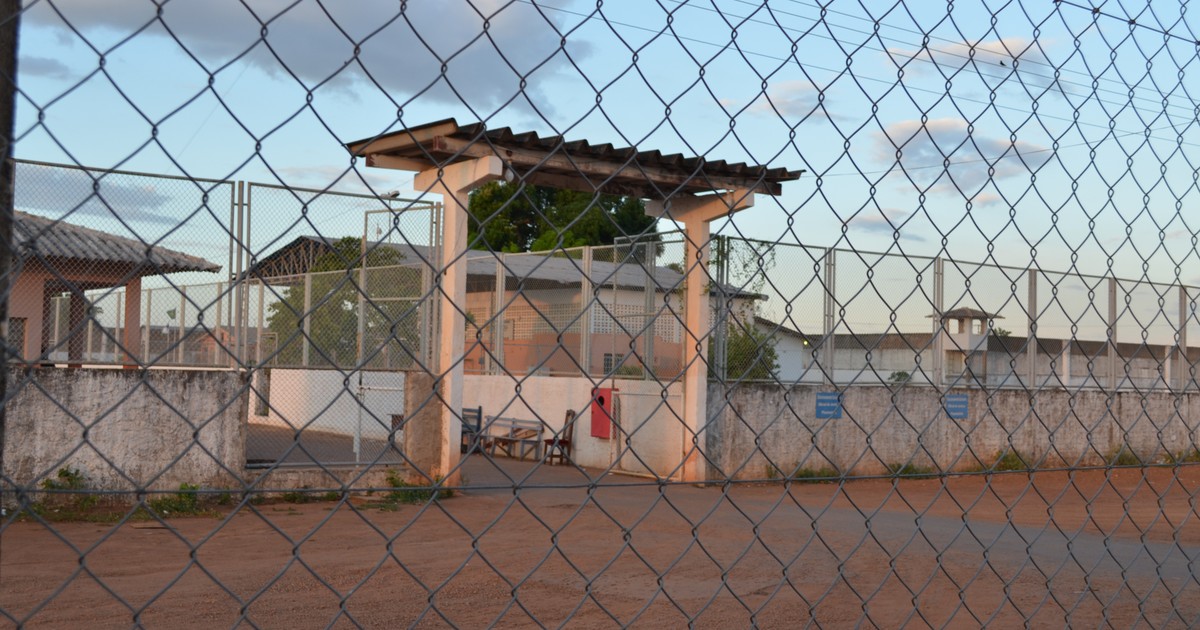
[643,240,656,380]
[1108,277,1119,391]
[1027,269,1038,387]
[302,273,312,367]
[823,248,837,386]
[1179,285,1188,391]
[580,245,592,377]
[494,252,505,375]
[932,256,944,387]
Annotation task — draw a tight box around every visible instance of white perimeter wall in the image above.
[708,383,1200,479]
[250,369,406,441]
[464,375,686,477]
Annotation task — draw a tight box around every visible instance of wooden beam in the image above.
[645,189,755,224]
[346,120,461,158]
[366,154,436,172]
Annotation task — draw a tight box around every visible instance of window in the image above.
[603,353,624,373]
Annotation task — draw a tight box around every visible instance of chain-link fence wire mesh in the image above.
[7,0,1200,626]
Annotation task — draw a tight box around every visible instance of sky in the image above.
[12,0,1200,342]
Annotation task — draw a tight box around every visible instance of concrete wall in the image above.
[249,368,405,440]
[463,375,685,477]
[707,382,1200,479]
[4,367,247,492]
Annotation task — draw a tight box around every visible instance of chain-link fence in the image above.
[7,0,1200,626]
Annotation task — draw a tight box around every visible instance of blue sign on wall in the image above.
[945,394,969,420]
[815,392,843,419]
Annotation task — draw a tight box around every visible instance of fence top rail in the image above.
[719,234,1200,294]
[14,158,236,188]
[248,180,438,206]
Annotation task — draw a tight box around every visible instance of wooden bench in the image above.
[482,416,545,461]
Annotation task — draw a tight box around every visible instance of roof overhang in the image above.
[346,119,803,199]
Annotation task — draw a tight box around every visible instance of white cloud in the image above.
[14,163,180,226]
[22,0,591,116]
[19,55,71,79]
[848,207,926,242]
[749,80,828,120]
[873,117,1052,195]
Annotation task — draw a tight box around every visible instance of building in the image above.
[10,211,220,364]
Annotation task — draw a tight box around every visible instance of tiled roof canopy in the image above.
[346,119,803,198]
[13,211,220,276]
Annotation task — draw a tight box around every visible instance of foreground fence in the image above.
[6,0,1200,627]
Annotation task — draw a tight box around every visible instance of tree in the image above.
[265,237,418,368]
[709,323,780,381]
[467,182,658,252]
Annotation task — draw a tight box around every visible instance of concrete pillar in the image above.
[413,156,504,482]
[645,189,753,482]
[402,370,442,484]
[122,276,141,367]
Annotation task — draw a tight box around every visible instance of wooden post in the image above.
[122,277,141,367]
[645,189,754,483]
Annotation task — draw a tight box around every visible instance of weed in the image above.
[281,487,313,504]
[147,483,207,517]
[992,450,1029,472]
[1169,449,1200,464]
[40,467,99,510]
[1108,445,1142,467]
[788,467,840,483]
[383,470,454,505]
[888,463,938,478]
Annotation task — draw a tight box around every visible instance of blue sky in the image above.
[13,0,1200,341]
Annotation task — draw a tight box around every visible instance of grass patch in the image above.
[40,467,99,510]
[788,467,840,483]
[1107,446,1142,467]
[888,463,938,478]
[1167,449,1200,465]
[381,470,454,507]
[991,450,1029,472]
[146,483,218,518]
[280,488,343,504]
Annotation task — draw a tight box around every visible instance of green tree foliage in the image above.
[709,323,780,381]
[467,182,657,252]
[265,237,420,368]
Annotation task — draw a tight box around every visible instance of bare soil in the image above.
[3,459,1200,628]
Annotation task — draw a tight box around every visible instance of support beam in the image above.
[645,189,754,483]
[411,156,504,483]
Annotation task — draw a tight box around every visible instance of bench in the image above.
[482,416,545,461]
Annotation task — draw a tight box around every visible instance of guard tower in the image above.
[932,307,1003,386]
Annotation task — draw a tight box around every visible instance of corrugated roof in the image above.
[346,118,803,197]
[13,211,220,276]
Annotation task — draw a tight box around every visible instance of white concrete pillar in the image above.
[646,190,753,483]
[414,156,504,482]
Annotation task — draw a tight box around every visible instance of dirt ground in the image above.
[3,458,1200,628]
